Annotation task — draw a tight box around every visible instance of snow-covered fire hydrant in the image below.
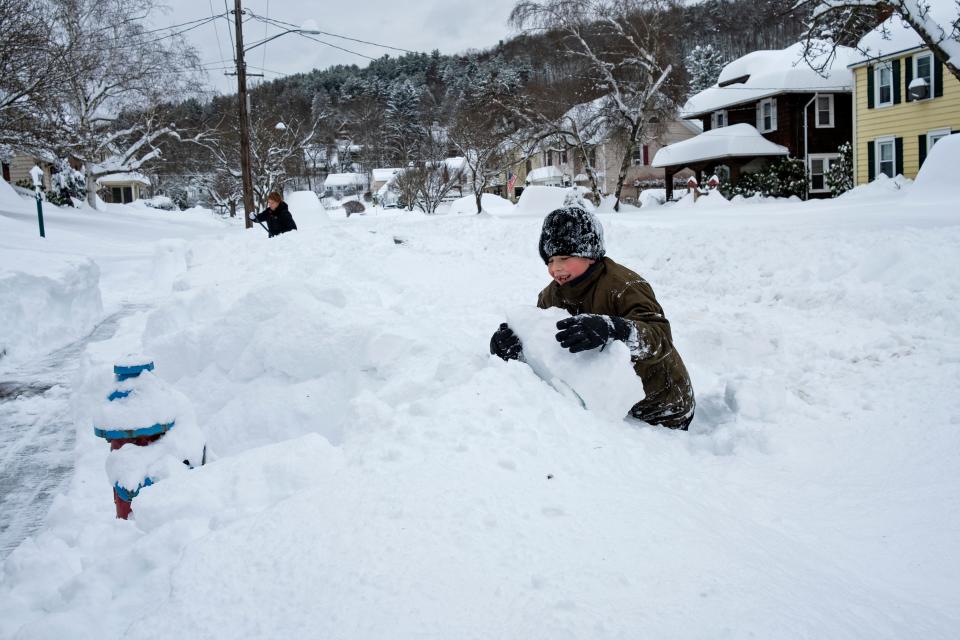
[93,358,205,519]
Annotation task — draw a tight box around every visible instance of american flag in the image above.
[507,170,517,193]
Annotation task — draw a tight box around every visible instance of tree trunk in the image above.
[613,124,641,212]
[85,167,98,209]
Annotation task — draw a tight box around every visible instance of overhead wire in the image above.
[250,13,418,55]
[208,0,227,67]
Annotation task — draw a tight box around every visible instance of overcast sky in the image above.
[158,1,523,94]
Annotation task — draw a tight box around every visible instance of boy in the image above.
[248,191,297,238]
[490,207,695,430]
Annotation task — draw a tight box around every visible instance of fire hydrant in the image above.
[93,359,204,519]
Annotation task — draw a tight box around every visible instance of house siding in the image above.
[853,54,960,184]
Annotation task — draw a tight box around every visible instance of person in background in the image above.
[249,191,297,237]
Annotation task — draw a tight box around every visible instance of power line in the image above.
[208,0,227,67]
[251,13,418,54]
[262,0,270,72]
[298,33,377,61]
[223,0,236,59]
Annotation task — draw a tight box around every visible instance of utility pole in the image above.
[233,0,255,229]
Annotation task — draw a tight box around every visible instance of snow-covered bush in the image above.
[727,158,807,199]
[827,142,854,197]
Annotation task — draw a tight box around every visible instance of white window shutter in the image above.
[756,103,762,130]
[771,98,777,130]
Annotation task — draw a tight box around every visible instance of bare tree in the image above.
[42,0,202,208]
[190,112,320,211]
[394,129,464,214]
[798,0,960,82]
[0,0,66,151]
[510,0,685,210]
[448,107,526,214]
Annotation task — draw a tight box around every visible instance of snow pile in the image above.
[0,260,102,364]
[507,306,644,420]
[0,176,31,213]
[638,188,667,208]
[839,173,912,200]
[285,190,330,229]
[514,185,595,216]
[674,189,731,208]
[1,182,960,638]
[448,193,515,215]
[913,133,959,197]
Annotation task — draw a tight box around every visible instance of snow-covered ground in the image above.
[0,169,958,638]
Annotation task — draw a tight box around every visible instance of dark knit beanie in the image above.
[538,207,606,264]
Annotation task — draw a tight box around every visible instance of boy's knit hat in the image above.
[538,207,606,264]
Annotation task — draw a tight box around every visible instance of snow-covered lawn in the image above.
[0,178,958,638]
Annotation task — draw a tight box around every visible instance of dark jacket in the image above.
[253,201,297,237]
[537,257,695,429]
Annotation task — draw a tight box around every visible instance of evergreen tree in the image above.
[827,142,854,197]
[685,44,726,96]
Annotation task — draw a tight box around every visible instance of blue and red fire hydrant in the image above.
[93,358,204,519]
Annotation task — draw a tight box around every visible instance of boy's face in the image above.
[267,198,280,210]
[547,255,595,285]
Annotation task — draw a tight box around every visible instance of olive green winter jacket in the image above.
[537,257,695,429]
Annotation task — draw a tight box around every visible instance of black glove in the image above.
[490,323,523,361]
[555,314,631,353]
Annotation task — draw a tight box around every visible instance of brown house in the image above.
[655,42,858,200]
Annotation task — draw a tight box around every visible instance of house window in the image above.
[711,110,727,128]
[757,98,777,133]
[525,158,532,173]
[559,149,567,164]
[912,53,933,100]
[815,95,834,128]
[808,154,839,193]
[545,150,553,166]
[876,63,893,107]
[928,128,951,151]
[587,147,597,167]
[876,137,896,178]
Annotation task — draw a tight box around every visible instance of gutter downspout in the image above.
[803,92,819,201]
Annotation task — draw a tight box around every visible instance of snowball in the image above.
[506,305,644,420]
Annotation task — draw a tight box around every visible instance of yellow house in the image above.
[850,13,960,185]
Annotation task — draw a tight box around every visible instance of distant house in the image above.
[323,172,368,199]
[848,12,960,185]
[2,151,54,190]
[97,172,150,204]
[522,96,700,202]
[371,168,402,193]
[657,41,857,199]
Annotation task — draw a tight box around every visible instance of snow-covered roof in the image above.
[851,4,960,66]
[97,172,151,186]
[561,96,612,145]
[371,168,401,183]
[526,166,564,183]
[682,42,857,118]
[324,173,367,187]
[652,124,789,168]
[444,157,467,172]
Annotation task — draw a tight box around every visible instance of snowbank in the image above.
[913,133,959,198]
[0,176,31,213]
[285,190,330,229]
[1,180,960,638]
[0,260,102,364]
[448,193,515,215]
[513,186,596,216]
